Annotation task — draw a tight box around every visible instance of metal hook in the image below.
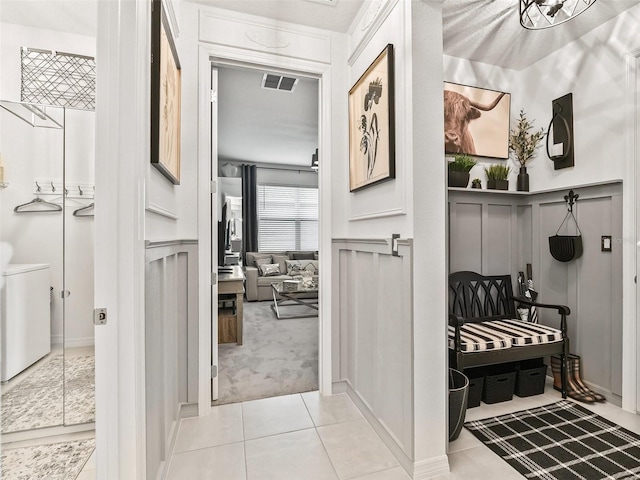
[35,181,41,193]
[78,185,83,196]
[50,181,56,193]
[564,189,579,213]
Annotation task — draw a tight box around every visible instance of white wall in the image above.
[444,3,640,192]
[443,55,522,187]
[0,23,95,100]
[0,23,95,346]
[518,5,640,191]
[335,0,414,238]
[334,1,449,477]
[146,2,196,242]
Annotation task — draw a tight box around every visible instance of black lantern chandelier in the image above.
[520,0,597,30]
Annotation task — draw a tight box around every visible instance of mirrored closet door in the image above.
[0,100,95,435]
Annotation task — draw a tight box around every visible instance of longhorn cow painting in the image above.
[349,44,395,192]
[444,82,510,159]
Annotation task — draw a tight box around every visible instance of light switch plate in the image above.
[601,236,612,252]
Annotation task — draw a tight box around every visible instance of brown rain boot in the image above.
[551,354,603,403]
[567,354,605,403]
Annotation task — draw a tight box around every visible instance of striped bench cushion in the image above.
[448,324,512,352]
[448,319,562,353]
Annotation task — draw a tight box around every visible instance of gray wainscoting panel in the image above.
[145,240,198,480]
[517,205,532,273]
[537,202,571,329]
[449,203,482,273]
[332,239,413,459]
[449,182,623,401]
[486,204,512,275]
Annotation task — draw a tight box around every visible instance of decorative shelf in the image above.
[448,187,528,195]
[448,179,623,197]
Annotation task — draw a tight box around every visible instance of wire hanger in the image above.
[14,182,62,213]
[72,202,94,217]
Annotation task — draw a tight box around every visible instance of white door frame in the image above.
[197,43,334,411]
[624,48,640,413]
[95,0,149,478]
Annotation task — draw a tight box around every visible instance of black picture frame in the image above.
[151,0,181,185]
[348,44,395,192]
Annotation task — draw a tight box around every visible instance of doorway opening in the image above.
[211,63,322,405]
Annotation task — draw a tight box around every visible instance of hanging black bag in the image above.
[549,192,582,262]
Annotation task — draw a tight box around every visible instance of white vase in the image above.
[220,163,238,177]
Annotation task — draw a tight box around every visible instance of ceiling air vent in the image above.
[261,73,299,93]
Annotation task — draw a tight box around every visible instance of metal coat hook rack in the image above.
[564,189,579,212]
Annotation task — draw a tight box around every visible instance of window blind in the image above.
[257,185,318,251]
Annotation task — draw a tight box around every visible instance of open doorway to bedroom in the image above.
[213,64,320,405]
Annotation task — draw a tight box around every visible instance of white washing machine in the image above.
[1,264,51,382]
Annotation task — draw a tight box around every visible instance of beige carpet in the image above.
[214,300,318,405]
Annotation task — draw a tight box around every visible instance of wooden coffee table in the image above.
[271,280,318,319]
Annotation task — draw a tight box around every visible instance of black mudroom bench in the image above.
[448,271,569,398]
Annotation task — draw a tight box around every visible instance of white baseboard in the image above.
[50,335,95,348]
[412,456,451,479]
[331,380,347,394]
[156,403,194,480]
[335,381,450,479]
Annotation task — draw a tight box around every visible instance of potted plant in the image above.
[471,178,482,189]
[509,109,545,192]
[448,154,476,188]
[485,164,511,190]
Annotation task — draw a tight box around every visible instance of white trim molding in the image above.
[95,0,150,477]
[623,47,640,413]
[146,203,179,220]
[186,1,340,408]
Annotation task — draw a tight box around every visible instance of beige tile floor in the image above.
[165,380,640,480]
[166,391,408,480]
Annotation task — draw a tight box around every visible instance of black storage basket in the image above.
[464,367,485,408]
[515,359,548,397]
[482,364,516,404]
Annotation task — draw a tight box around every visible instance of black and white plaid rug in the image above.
[465,400,640,479]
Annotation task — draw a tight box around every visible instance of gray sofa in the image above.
[244,251,318,301]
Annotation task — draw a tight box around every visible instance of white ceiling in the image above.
[217,66,319,167]
[442,0,640,70]
[3,0,638,166]
[191,0,365,33]
[0,1,96,38]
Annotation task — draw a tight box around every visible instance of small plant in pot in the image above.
[448,154,476,188]
[485,164,511,190]
[471,178,482,189]
[509,109,545,192]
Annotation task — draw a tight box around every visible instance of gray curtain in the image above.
[242,164,258,260]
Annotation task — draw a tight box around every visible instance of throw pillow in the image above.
[291,252,315,260]
[272,254,290,276]
[246,252,268,266]
[249,253,272,267]
[286,259,319,276]
[254,257,273,276]
[259,263,280,277]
